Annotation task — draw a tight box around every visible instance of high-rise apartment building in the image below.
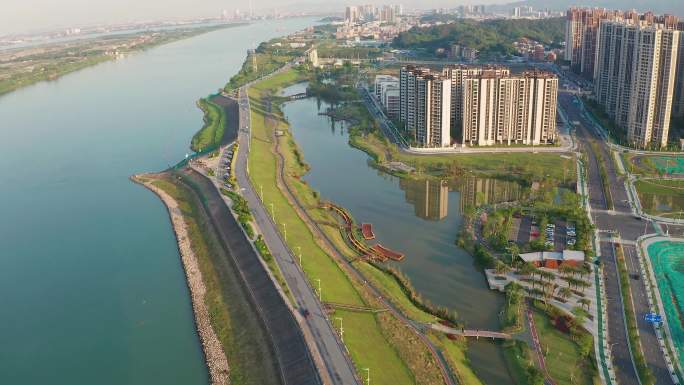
[594,20,681,147]
[399,66,452,147]
[441,65,509,138]
[675,22,684,118]
[462,71,558,146]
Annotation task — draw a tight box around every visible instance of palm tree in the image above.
[518,261,536,277]
[558,287,573,301]
[559,264,575,278]
[495,260,511,276]
[579,298,591,311]
[539,270,556,283]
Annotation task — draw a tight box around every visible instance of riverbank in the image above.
[1,24,239,98]
[131,173,229,385]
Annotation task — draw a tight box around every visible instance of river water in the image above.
[0,18,315,385]
[282,84,523,385]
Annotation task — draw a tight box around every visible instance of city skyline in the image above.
[1,0,512,36]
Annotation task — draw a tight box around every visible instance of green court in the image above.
[647,240,684,367]
[652,156,684,175]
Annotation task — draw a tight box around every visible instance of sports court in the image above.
[647,240,684,367]
[652,156,684,175]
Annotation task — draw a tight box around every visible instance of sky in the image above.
[0,0,506,36]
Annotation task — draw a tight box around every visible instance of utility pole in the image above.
[335,317,344,343]
[315,278,322,301]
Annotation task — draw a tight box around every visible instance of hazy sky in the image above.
[1,0,506,35]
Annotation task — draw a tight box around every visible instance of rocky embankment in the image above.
[132,174,230,385]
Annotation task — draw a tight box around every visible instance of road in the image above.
[559,90,676,385]
[234,84,361,385]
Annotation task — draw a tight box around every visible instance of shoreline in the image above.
[130,173,230,385]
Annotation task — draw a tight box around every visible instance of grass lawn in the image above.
[354,261,436,323]
[355,131,576,187]
[191,98,225,152]
[635,179,684,217]
[430,334,485,385]
[332,309,416,385]
[245,67,451,384]
[247,69,364,306]
[533,310,596,385]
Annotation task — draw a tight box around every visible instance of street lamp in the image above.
[296,246,302,266]
[335,317,344,343]
[270,203,275,221]
[283,223,287,241]
[260,184,263,201]
[363,368,370,385]
[315,278,322,302]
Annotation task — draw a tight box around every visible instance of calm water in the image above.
[0,18,315,385]
[282,86,522,385]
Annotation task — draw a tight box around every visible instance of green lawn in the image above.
[355,261,436,323]
[356,131,576,188]
[247,69,364,305]
[635,180,684,217]
[332,309,416,385]
[533,311,596,385]
[246,67,420,384]
[191,98,225,152]
[430,334,485,385]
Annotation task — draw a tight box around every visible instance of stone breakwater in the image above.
[132,174,230,385]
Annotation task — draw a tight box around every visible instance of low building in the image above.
[518,250,584,269]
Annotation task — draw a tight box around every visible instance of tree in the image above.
[579,298,591,311]
[559,264,575,278]
[518,261,536,277]
[539,270,556,283]
[558,287,573,301]
[572,306,588,325]
[495,260,511,275]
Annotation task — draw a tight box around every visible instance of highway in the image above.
[234,84,361,385]
[559,90,677,385]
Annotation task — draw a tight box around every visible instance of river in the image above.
[281,83,523,385]
[0,18,316,385]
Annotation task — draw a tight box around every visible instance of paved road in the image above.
[234,85,361,385]
[559,91,675,385]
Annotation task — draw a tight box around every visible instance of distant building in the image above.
[399,66,452,147]
[374,75,400,118]
[307,48,319,67]
[442,65,510,138]
[462,70,558,146]
[594,20,681,148]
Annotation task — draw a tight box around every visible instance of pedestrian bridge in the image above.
[428,323,512,340]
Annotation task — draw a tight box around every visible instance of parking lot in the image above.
[513,215,577,252]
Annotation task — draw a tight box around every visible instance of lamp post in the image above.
[315,278,322,302]
[334,317,344,343]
